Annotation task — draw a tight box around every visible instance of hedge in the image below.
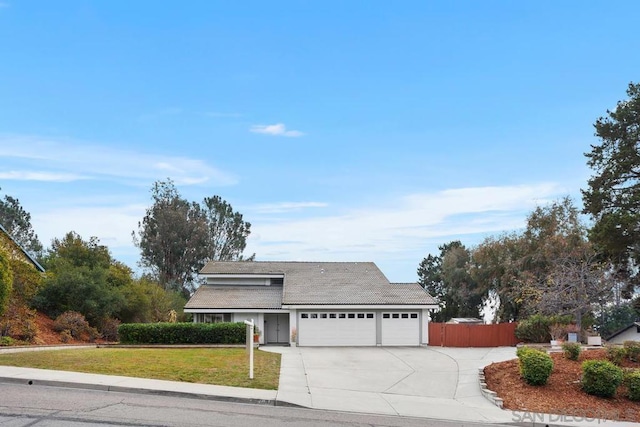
[118,322,246,344]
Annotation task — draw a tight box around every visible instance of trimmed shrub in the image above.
[623,341,640,362]
[53,311,100,341]
[118,322,246,345]
[518,347,553,385]
[581,360,623,398]
[562,342,582,361]
[625,369,640,401]
[516,346,536,359]
[606,345,627,366]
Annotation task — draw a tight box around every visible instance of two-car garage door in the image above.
[297,311,420,346]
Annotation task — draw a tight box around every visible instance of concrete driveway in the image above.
[265,346,517,422]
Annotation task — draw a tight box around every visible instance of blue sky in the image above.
[1,1,638,282]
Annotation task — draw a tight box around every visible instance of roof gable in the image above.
[0,224,45,272]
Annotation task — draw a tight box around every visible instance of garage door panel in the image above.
[299,312,376,346]
[381,312,419,346]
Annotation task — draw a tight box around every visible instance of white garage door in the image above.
[298,312,376,346]
[381,312,420,346]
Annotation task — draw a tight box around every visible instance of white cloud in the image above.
[0,134,237,186]
[246,183,565,267]
[34,204,146,250]
[0,171,85,182]
[250,201,328,214]
[250,123,304,137]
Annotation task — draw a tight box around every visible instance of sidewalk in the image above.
[0,345,637,427]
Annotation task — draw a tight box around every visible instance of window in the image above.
[392,313,400,319]
[338,313,346,318]
[301,313,308,319]
[320,313,328,319]
[311,313,318,319]
[401,313,409,319]
[329,313,336,319]
[357,313,365,319]
[366,313,374,319]
[348,313,355,319]
[410,313,418,319]
[270,278,284,285]
[383,313,390,319]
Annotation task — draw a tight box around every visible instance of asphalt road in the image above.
[0,382,516,427]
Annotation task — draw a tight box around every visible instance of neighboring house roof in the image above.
[0,223,45,273]
[606,322,640,341]
[185,286,283,309]
[197,261,437,306]
[448,317,484,324]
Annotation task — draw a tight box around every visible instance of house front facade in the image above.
[184,261,438,346]
[606,322,640,345]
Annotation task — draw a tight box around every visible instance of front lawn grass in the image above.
[0,348,280,390]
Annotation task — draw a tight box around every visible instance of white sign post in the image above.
[244,319,254,380]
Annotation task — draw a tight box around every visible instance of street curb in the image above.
[0,375,304,407]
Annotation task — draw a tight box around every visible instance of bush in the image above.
[0,336,14,346]
[515,314,571,343]
[515,315,553,343]
[606,345,627,365]
[625,369,640,401]
[59,330,72,343]
[0,301,38,342]
[623,341,640,362]
[581,360,623,397]
[53,311,100,341]
[516,345,536,358]
[117,322,246,345]
[99,318,121,342]
[562,342,582,361]
[518,347,553,385]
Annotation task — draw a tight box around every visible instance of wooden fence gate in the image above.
[428,322,518,347]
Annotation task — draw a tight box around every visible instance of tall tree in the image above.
[583,82,640,296]
[0,189,43,258]
[469,197,590,322]
[418,241,483,321]
[34,232,125,327]
[202,196,254,262]
[535,242,613,330]
[134,179,208,294]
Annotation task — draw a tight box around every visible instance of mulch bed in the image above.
[484,348,640,422]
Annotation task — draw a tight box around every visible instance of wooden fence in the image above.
[428,322,519,347]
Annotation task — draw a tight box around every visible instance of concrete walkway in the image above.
[0,345,637,426]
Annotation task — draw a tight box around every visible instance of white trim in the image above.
[283,304,438,310]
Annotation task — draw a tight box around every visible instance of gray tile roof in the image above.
[197,261,437,306]
[185,285,283,309]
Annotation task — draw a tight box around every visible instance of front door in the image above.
[264,313,289,344]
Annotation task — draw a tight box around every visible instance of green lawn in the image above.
[0,348,281,390]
